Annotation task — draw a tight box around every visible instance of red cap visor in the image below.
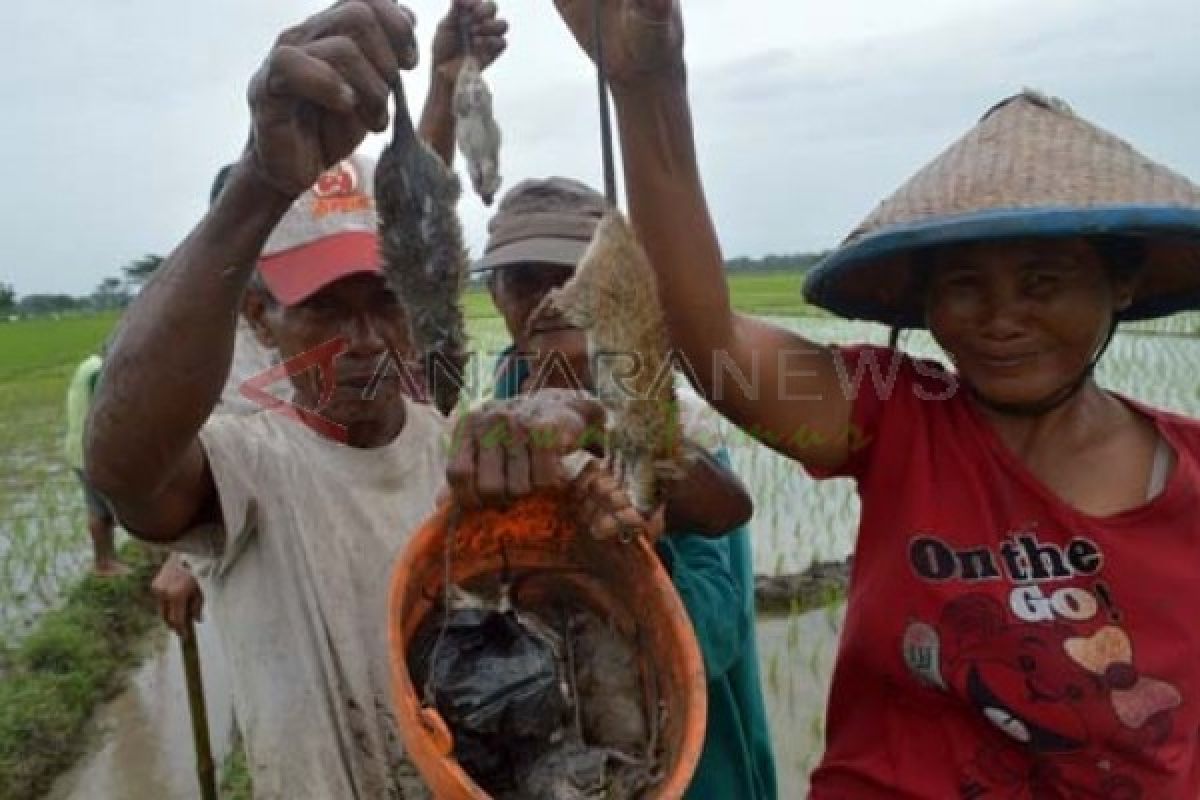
[257,231,383,306]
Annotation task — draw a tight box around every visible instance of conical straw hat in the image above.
[804,89,1200,326]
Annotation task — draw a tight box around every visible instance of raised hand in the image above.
[431,0,509,84]
[243,0,419,199]
[551,0,684,88]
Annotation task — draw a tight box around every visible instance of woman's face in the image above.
[924,238,1135,408]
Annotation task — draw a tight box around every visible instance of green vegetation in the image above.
[0,542,160,800]
[122,254,165,289]
[0,313,117,385]
[726,271,825,317]
[462,284,500,320]
[464,270,823,320]
[725,251,829,273]
[220,741,253,799]
[0,313,122,644]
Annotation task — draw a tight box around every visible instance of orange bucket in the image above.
[388,492,707,799]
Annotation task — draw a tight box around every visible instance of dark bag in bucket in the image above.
[411,607,568,789]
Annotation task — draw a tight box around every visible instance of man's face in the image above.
[246,272,417,434]
[488,262,591,388]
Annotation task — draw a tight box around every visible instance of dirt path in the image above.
[47,618,235,800]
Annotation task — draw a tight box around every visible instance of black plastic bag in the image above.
[411,606,568,789]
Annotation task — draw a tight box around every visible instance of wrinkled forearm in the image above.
[86,161,292,500]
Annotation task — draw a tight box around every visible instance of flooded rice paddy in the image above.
[4,312,1198,797]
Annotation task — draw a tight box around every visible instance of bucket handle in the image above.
[419,706,455,757]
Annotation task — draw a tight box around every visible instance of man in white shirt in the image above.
[85,2,527,796]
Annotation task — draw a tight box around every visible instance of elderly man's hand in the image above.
[431,0,508,85]
[243,0,419,199]
[446,390,606,508]
[552,0,684,89]
[569,458,665,542]
[152,555,204,638]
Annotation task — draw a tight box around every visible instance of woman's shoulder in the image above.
[1140,402,1200,455]
[1115,392,1200,455]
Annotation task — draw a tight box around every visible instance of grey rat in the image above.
[374,78,470,415]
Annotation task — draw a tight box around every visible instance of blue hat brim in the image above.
[803,205,1200,327]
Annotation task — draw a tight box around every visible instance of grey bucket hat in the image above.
[474,177,606,272]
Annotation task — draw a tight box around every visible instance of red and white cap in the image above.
[256,154,382,306]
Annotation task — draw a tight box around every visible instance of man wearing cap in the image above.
[85,1,519,796]
[478,177,777,800]
[550,0,1200,797]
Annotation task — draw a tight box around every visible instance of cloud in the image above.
[2,0,1197,295]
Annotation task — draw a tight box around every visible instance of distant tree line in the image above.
[724,251,829,273]
[1,250,829,317]
[1,254,164,318]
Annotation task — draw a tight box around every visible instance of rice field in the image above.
[3,286,1200,797]
[0,314,117,645]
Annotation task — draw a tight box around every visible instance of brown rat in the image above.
[533,210,683,514]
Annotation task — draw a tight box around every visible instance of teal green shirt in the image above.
[493,349,776,800]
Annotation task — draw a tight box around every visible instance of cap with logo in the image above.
[256,153,383,306]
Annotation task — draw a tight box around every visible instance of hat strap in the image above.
[965,317,1119,417]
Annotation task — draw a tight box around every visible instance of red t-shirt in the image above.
[807,346,1200,800]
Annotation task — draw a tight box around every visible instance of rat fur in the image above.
[453,54,503,205]
[375,79,470,415]
[533,210,683,513]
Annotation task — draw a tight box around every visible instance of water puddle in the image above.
[47,619,236,800]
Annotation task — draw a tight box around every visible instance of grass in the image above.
[726,271,827,317]
[0,313,118,385]
[220,740,253,800]
[0,312,123,645]
[462,271,826,321]
[0,541,160,800]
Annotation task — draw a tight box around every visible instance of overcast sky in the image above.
[4,0,1199,296]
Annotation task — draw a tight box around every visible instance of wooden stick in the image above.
[181,617,218,800]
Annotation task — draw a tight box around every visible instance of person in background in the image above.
[478,176,777,800]
[64,346,127,576]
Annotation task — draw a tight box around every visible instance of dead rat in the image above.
[375,78,470,415]
[453,31,503,205]
[531,210,683,514]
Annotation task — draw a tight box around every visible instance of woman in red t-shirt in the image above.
[548,3,1200,795]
